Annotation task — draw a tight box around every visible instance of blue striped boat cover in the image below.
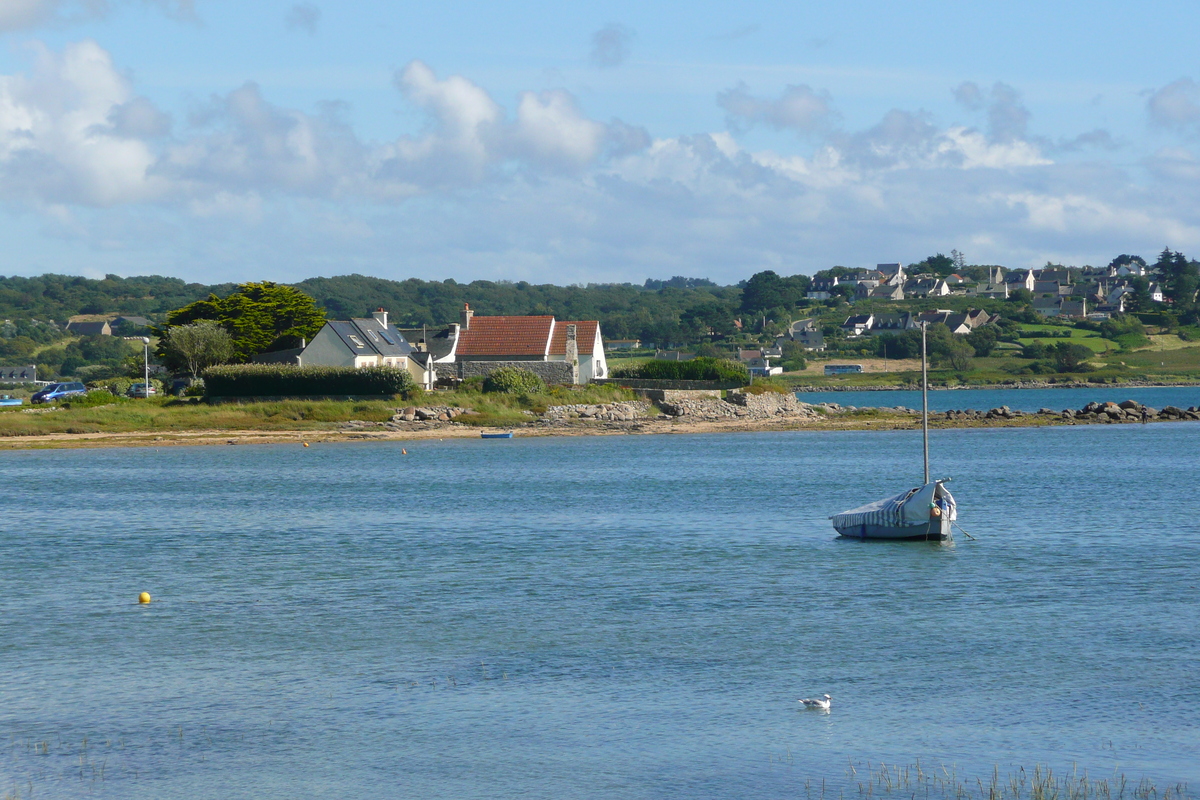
[830,482,956,528]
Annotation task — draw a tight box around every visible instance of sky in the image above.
[2,1,1200,286]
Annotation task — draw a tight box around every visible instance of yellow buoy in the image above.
[303,442,309,447]
[402,448,407,455]
[138,592,151,604]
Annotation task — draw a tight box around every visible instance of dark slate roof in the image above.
[113,316,151,326]
[397,327,458,360]
[328,319,413,358]
[66,321,110,335]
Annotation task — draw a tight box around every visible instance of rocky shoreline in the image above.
[793,379,1200,392]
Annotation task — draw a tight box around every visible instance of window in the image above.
[367,330,380,342]
[348,335,365,348]
[378,331,395,345]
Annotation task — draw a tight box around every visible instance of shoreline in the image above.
[0,410,1189,451]
[792,378,1200,392]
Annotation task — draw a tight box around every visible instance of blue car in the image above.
[30,382,87,404]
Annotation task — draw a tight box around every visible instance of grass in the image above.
[825,761,1191,800]
[0,383,641,437]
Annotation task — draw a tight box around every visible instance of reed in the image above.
[833,762,1191,800]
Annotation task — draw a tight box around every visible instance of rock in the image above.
[1118,399,1141,410]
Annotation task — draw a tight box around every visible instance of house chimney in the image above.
[372,307,388,329]
[461,303,473,330]
[565,323,579,384]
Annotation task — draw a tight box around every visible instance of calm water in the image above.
[798,385,1200,413]
[2,425,1199,799]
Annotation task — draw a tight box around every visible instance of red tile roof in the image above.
[548,320,600,356]
[456,316,555,357]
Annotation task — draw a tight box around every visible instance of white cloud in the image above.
[718,82,838,135]
[4,41,1200,283]
[0,39,167,205]
[0,0,194,31]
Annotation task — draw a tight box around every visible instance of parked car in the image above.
[30,382,87,404]
[127,383,157,398]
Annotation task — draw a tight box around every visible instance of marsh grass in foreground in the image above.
[0,384,640,437]
[796,761,1192,800]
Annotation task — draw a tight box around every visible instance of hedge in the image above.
[483,366,546,394]
[609,357,750,385]
[202,364,415,397]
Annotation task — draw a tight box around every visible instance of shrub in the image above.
[63,390,126,409]
[202,364,415,397]
[609,357,750,385]
[482,367,546,394]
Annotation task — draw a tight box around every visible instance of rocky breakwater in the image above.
[1059,399,1200,423]
[340,406,476,431]
[540,401,651,424]
[658,391,824,421]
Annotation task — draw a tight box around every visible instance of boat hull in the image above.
[480,432,514,439]
[835,515,952,541]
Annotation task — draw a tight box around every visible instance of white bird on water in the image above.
[799,694,831,710]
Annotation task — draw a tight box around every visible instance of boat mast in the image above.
[921,321,929,484]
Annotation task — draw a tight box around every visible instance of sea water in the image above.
[2,424,1198,799]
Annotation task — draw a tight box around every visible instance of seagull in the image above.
[799,694,831,710]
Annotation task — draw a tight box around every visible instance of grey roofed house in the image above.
[65,320,111,336]
[397,326,459,361]
[1031,296,1062,316]
[869,311,916,335]
[295,309,415,369]
[0,364,37,382]
[904,277,949,297]
[876,263,905,285]
[1033,280,1061,295]
[113,315,151,327]
[841,314,874,336]
[1059,298,1088,318]
[1039,268,1071,284]
[869,283,904,300]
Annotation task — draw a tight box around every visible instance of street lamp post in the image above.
[142,337,150,398]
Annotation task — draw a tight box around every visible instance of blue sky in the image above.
[2,0,1200,286]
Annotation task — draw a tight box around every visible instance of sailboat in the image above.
[830,322,957,541]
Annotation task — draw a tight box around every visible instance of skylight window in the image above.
[348,335,365,348]
[378,331,395,345]
[367,330,380,342]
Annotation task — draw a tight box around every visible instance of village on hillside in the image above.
[1,251,1198,395]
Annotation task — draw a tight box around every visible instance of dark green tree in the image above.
[158,282,326,362]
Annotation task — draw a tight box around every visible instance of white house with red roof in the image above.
[452,304,608,384]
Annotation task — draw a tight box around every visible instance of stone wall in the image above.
[658,392,823,421]
[450,360,576,384]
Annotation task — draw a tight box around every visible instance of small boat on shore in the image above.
[831,322,957,541]
[481,431,514,439]
[0,395,23,406]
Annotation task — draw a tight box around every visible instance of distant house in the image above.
[807,276,841,300]
[841,314,874,337]
[0,364,37,383]
[976,269,1010,299]
[877,263,906,286]
[786,319,825,351]
[284,309,416,375]
[1148,282,1165,303]
[654,350,694,361]
[1059,298,1088,319]
[448,304,608,384]
[868,283,905,301]
[738,349,782,377]
[869,312,917,336]
[904,277,950,298]
[1031,297,1063,317]
[917,311,972,335]
[1033,280,1061,296]
[1006,270,1036,291]
[1039,268,1071,284]
[605,339,642,351]
[66,320,111,336]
